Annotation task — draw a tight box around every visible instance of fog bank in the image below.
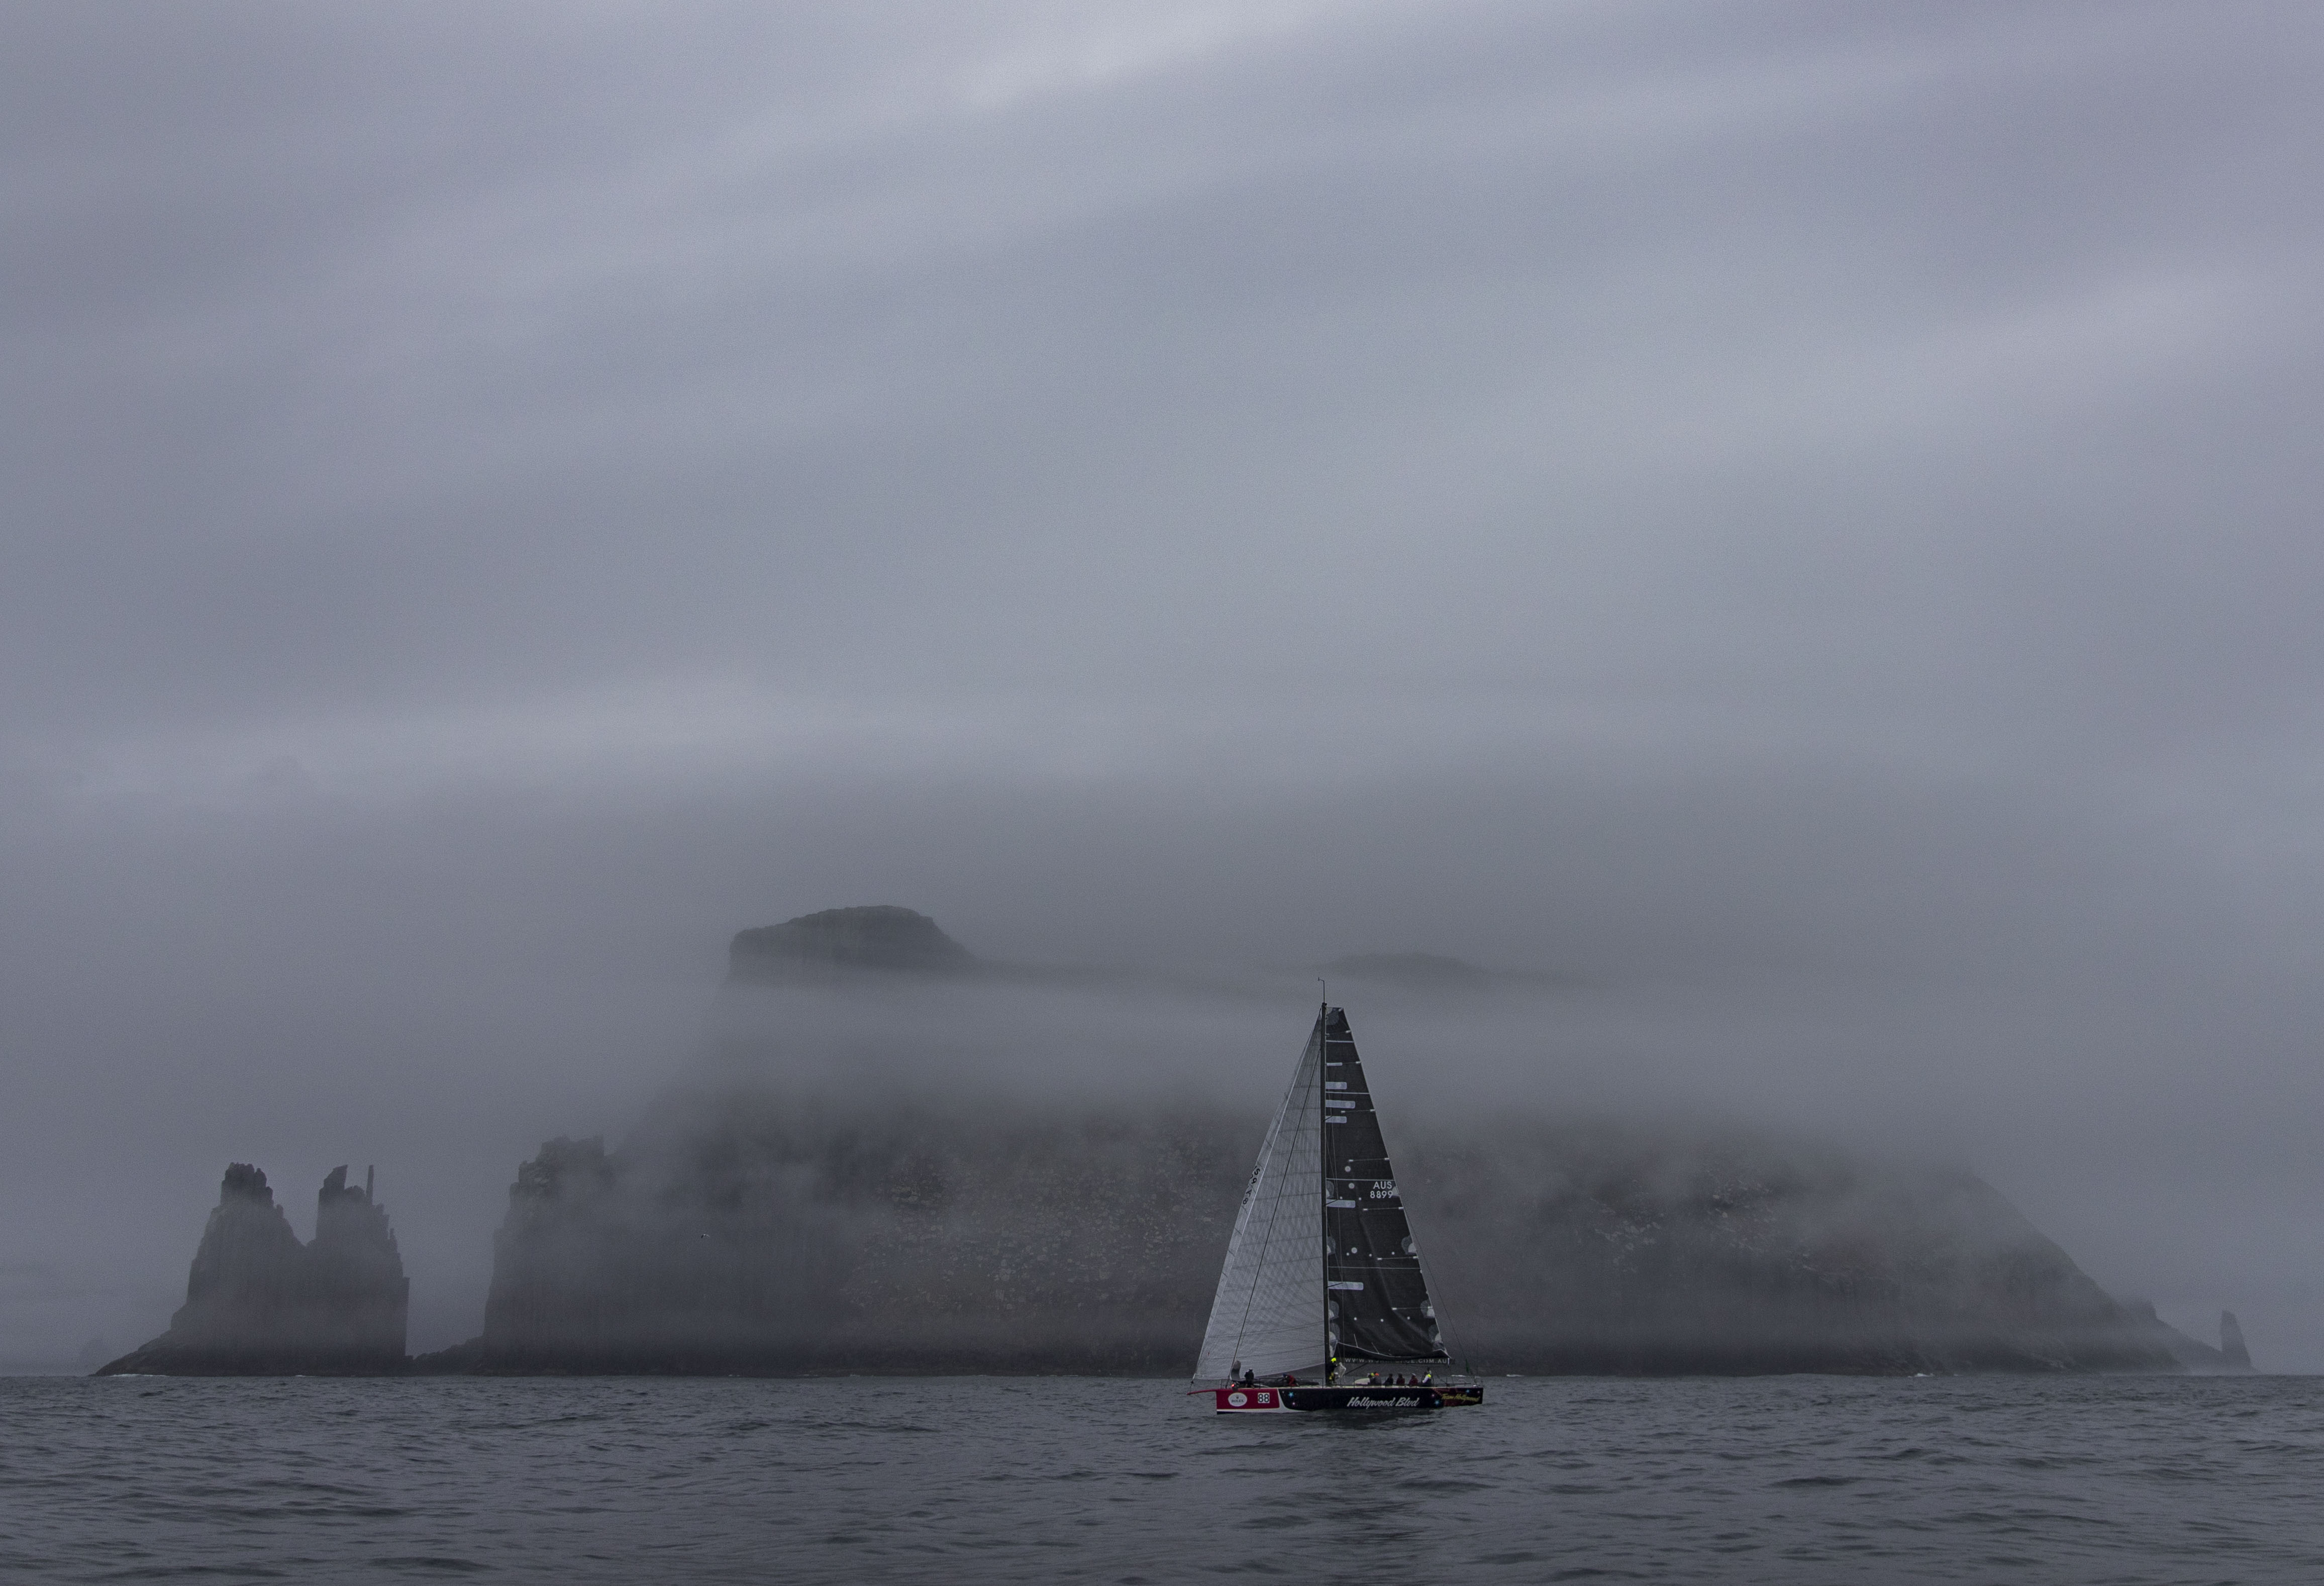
[6,2,2323,1368]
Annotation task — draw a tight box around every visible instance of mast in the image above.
[1318,1000,1330,1378]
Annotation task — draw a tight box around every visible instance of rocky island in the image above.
[111,907,2253,1378]
[441,1104,2199,1377]
[416,905,2224,1377]
[727,904,978,983]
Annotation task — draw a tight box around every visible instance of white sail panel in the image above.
[1194,1018,1325,1380]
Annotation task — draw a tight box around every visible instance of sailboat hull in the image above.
[1209,1384,1483,1414]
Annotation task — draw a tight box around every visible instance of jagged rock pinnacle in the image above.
[95,1163,409,1376]
[2221,1309,2253,1369]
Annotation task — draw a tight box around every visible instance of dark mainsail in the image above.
[1321,1006,1449,1364]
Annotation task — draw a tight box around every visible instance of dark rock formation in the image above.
[727,906,977,984]
[441,1100,2180,1377]
[97,1163,408,1375]
[2121,1301,2256,1372]
[1414,1126,2178,1374]
[2221,1309,2253,1369]
[417,909,2195,1378]
[433,1102,1246,1375]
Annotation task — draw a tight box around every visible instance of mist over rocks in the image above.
[1408,1125,2184,1375]
[448,1098,1251,1374]
[457,1103,2187,1376]
[93,912,2234,1379]
[438,912,2203,1376]
[2120,1303,2260,1373]
[727,906,978,985]
[12,0,2324,1380]
[2221,1310,2254,1370]
[97,1164,407,1376]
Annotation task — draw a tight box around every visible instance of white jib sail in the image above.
[1193,1019,1325,1380]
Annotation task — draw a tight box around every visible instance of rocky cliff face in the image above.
[454,1095,2181,1376]
[458,1097,1247,1374]
[1409,1124,2179,1374]
[98,1164,408,1375]
[419,907,2200,1378]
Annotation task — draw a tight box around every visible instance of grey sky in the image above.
[5,2,2323,1363]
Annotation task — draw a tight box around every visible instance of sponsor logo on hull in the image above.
[1212,1384,1480,1413]
[1285,1387,1439,1412]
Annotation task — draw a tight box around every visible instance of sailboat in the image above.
[1194,1003,1484,1414]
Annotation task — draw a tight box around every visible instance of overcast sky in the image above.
[6,1,2323,1365]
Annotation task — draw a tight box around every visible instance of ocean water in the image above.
[4,1374,2320,1583]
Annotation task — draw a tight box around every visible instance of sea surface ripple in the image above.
[4,1374,2321,1583]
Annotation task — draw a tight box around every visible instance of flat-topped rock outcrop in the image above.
[727,906,978,984]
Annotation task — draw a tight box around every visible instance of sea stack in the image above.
[97,1163,409,1375]
[2220,1310,2253,1370]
